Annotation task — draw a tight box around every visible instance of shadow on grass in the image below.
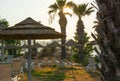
[32,67,75,81]
[85,69,101,81]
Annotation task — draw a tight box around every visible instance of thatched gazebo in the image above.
[21,43,44,48]
[47,41,60,47]
[0,17,65,81]
[65,39,81,46]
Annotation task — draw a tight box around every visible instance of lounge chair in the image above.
[86,57,96,72]
[24,61,35,70]
[11,62,24,77]
[7,55,13,63]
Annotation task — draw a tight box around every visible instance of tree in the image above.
[92,0,120,81]
[4,40,21,57]
[73,32,94,65]
[0,18,9,26]
[48,0,71,60]
[40,46,57,59]
[0,18,21,57]
[67,2,94,61]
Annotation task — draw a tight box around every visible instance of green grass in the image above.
[42,73,65,81]
[32,68,68,81]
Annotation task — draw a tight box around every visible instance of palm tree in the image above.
[92,0,120,81]
[48,0,71,60]
[67,2,94,61]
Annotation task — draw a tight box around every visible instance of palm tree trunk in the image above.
[77,18,84,62]
[59,11,67,60]
[92,0,120,81]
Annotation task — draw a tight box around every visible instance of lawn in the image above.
[28,66,101,81]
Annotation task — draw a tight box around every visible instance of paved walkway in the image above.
[0,64,11,81]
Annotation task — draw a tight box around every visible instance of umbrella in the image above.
[31,43,44,48]
[4,45,20,49]
[0,17,65,81]
[21,43,44,48]
[65,39,81,46]
[47,41,60,47]
[0,17,65,39]
[21,44,28,48]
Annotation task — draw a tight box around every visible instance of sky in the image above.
[0,0,97,40]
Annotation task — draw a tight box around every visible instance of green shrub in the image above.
[72,53,89,66]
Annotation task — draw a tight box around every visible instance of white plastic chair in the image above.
[11,62,24,77]
[25,61,35,70]
[86,57,96,72]
[54,60,60,66]
[7,55,13,63]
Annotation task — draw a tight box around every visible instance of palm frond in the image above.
[66,1,76,8]
[49,3,58,13]
[93,21,99,24]
[78,4,88,16]
[72,3,94,17]
[48,10,57,15]
[85,7,94,15]
[56,0,66,9]
[64,12,72,16]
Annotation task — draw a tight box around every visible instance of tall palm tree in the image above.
[92,0,120,81]
[67,2,94,61]
[48,0,71,60]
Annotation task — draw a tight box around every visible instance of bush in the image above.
[72,53,89,66]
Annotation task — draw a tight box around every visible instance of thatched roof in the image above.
[53,49,71,56]
[0,24,7,30]
[0,45,20,49]
[47,41,60,47]
[64,39,81,46]
[46,39,81,47]
[21,43,44,48]
[5,45,19,49]
[31,43,44,48]
[0,25,7,42]
[0,17,65,40]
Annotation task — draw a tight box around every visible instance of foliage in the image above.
[0,18,9,26]
[32,67,66,81]
[66,2,94,61]
[40,46,57,57]
[4,39,21,57]
[30,67,100,81]
[66,2,94,17]
[72,53,89,66]
[48,0,72,60]
[72,32,94,65]
[0,18,21,57]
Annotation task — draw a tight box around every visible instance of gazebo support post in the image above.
[28,38,32,81]
[1,40,5,64]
